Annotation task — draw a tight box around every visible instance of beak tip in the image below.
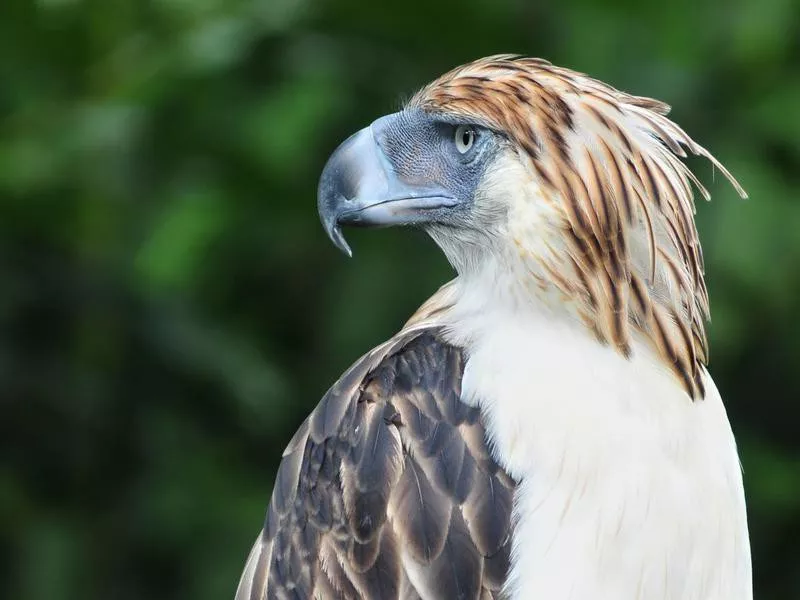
[325,221,353,258]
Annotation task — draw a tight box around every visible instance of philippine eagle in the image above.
[235,56,752,600]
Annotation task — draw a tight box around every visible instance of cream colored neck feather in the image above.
[428,140,719,399]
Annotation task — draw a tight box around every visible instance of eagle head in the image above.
[318,55,745,399]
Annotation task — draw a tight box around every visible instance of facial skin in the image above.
[317,109,505,257]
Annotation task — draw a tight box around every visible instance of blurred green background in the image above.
[1,0,798,598]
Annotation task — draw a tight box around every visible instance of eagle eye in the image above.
[454,125,476,154]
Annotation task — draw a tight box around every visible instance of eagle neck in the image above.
[436,270,751,600]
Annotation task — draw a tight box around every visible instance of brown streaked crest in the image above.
[409,55,746,398]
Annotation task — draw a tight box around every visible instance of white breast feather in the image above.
[444,277,752,600]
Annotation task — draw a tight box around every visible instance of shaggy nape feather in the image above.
[408,54,746,398]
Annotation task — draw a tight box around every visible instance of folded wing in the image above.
[236,329,517,600]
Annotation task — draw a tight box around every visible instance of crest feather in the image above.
[409,56,746,398]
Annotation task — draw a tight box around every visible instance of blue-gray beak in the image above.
[317,119,457,257]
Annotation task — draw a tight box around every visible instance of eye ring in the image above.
[454,125,475,154]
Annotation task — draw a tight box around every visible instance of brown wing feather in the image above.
[236,329,516,600]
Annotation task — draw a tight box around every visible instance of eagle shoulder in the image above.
[236,328,516,600]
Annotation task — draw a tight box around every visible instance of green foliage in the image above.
[0,0,798,598]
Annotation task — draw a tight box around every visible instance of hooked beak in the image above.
[317,118,457,256]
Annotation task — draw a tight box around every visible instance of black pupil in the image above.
[461,129,473,147]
